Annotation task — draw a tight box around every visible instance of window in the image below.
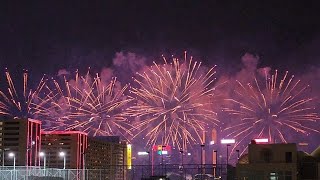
[4,138,19,141]
[4,127,19,130]
[4,132,19,135]
[58,134,70,137]
[4,122,19,125]
[4,143,19,146]
[285,152,292,163]
[260,148,273,163]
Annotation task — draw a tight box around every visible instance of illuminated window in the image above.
[269,172,278,180]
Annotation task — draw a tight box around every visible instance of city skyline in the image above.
[0,0,319,163]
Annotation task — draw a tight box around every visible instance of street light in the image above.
[236,150,240,160]
[200,144,205,175]
[219,155,222,176]
[147,151,150,177]
[208,140,217,177]
[226,145,231,165]
[161,145,166,176]
[1,148,10,167]
[221,139,235,178]
[220,139,235,163]
[179,150,184,166]
[8,152,15,170]
[137,151,150,166]
[59,152,66,169]
[137,151,151,178]
[179,150,186,180]
[39,152,46,169]
[213,150,218,177]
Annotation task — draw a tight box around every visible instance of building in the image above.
[86,136,128,180]
[297,147,320,180]
[236,143,298,180]
[41,131,87,169]
[0,118,41,166]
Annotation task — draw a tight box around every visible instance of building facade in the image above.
[86,136,128,180]
[237,143,298,180]
[0,118,41,166]
[41,131,87,169]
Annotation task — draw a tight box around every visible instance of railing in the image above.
[0,164,232,180]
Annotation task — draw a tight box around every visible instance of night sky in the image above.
[1,1,320,77]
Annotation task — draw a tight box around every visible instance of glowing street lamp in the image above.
[59,152,66,169]
[8,152,15,170]
[39,152,46,169]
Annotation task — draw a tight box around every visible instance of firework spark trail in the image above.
[223,69,320,156]
[33,69,133,137]
[124,52,220,150]
[0,69,46,118]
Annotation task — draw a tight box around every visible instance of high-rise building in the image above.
[86,136,128,180]
[0,118,41,166]
[41,131,87,169]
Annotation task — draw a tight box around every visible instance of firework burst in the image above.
[0,69,46,118]
[124,53,220,150]
[223,69,320,155]
[34,69,133,137]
